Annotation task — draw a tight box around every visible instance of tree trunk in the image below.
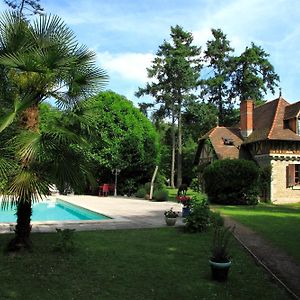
[177,99,182,187]
[8,105,39,251]
[8,198,33,251]
[170,104,176,189]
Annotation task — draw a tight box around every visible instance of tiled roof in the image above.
[205,127,243,159]
[284,101,300,120]
[244,97,300,143]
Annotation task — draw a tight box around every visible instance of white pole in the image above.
[149,166,159,200]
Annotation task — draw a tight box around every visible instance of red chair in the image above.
[102,184,110,196]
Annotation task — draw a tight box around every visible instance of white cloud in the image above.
[97,51,154,83]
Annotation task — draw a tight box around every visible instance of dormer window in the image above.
[222,137,234,146]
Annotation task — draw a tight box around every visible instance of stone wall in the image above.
[255,154,300,203]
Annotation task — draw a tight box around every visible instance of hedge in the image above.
[203,159,259,205]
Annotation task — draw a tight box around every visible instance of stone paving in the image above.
[0,195,184,233]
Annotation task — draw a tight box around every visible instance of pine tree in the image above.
[136,25,202,187]
[200,29,234,125]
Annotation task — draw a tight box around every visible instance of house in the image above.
[195,97,300,204]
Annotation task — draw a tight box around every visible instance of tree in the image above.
[76,91,160,193]
[200,29,235,125]
[231,42,280,102]
[4,0,44,16]
[0,12,107,250]
[136,25,202,187]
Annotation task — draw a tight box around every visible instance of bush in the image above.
[210,211,224,227]
[203,159,259,205]
[153,189,168,202]
[258,166,271,203]
[184,200,211,233]
[135,187,147,198]
[190,177,201,192]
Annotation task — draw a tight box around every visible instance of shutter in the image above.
[287,164,295,187]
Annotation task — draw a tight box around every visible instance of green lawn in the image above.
[0,228,289,300]
[215,203,300,263]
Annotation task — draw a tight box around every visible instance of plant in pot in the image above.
[176,195,192,217]
[209,225,234,281]
[164,208,179,226]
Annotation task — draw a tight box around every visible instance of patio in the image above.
[0,195,184,233]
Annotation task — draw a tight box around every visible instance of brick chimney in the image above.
[240,99,254,138]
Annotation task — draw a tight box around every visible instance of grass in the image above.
[0,228,290,300]
[215,202,300,263]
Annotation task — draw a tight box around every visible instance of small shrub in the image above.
[184,201,211,233]
[53,228,76,253]
[153,189,168,202]
[144,182,151,193]
[203,159,259,205]
[258,166,271,202]
[135,187,147,198]
[190,177,201,192]
[211,225,234,263]
[210,211,224,227]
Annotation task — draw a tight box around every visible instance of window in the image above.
[287,164,300,187]
[298,118,300,135]
[222,137,234,146]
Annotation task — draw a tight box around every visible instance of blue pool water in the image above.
[0,199,110,222]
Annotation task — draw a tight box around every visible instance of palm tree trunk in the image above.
[8,105,39,251]
[8,198,32,250]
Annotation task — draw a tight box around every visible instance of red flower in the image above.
[176,195,192,207]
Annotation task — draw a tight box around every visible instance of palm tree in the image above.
[0,12,108,251]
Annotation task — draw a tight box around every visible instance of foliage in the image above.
[211,225,234,263]
[164,207,179,218]
[184,200,211,233]
[182,101,218,140]
[153,189,169,202]
[135,187,147,199]
[200,29,279,125]
[77,91,160,191]
[136,25,202,187]
[4,0,44,15]
[53,228,76,253]
[210,211,224,227]
[203,159,260,205]
[190,177,201,192]
[201,28,235,125]
[231,43,280,102]
[258,165,272,202]
[0,12,107,249]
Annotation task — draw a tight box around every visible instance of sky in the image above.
[1,0,300,105]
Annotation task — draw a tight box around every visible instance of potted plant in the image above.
[209,225,234,281]
[176,195,192,217]
[164,208,179,226]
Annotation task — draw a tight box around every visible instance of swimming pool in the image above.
[0,199,110,222]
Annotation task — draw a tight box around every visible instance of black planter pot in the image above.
[209,260,231,281]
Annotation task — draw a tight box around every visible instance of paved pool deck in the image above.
[0,195,184,233]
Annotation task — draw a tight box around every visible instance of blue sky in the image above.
[1,0,300,104]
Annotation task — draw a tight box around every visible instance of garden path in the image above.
[224,215,300,300]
